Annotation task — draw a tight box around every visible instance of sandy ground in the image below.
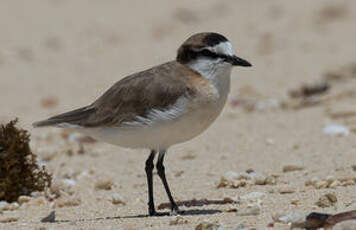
[1,0,356,229]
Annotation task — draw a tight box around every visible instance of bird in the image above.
[33,32,252,216]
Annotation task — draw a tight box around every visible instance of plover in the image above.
[33,32,252,216]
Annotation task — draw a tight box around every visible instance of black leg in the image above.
[145,150,156,216]
[156,150,179,214]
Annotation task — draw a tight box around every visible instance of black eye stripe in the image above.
[176,46,230,64]
[200,49,217,58]
[196,49,228,59]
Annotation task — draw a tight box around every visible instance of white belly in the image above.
[79,98,226,150]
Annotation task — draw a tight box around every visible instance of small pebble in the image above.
[236,205,260,216]
[341,179,355,186]
[291,199,300,205]
[305,177,330,189]
[250,172,267,185]
[282,164,304,173]
[224,171,246,181]
[18,195,32,205]
[326,175,336,184]
[326,193,337,203]
[315,193,337,207]
[329,180,340,188]
[195,220,224,230]
[7,202,19,211]
[0,215,19,223]
[265,175,277,185]
[0,201,19,211]
[278,186,296,194]
[316,180,329,189]
[56,197,81,208]
[217,173,246,188]
[95,178,113,190]
[169,216,188,225]
[111,193,126,205]
[0,201,9,211]
[35,227,47,230]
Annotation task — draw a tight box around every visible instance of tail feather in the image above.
[33,106,95,128]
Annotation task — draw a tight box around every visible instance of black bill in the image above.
[226,55,252,67]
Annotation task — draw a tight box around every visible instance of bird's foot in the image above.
[148,206,184,216]
[169,205,184,216]
[148,207,170,216]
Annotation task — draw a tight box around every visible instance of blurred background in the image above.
[0,0,355,129]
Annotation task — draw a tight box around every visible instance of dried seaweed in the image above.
[0,119,52,202]
[292,210,356,229]
[289,82,330,99]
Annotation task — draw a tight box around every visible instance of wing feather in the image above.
[33,61,198,128]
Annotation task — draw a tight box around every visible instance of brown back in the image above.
[34,61,199,128]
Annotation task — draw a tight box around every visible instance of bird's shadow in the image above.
[45,198,235,223]
[157,198,236,210]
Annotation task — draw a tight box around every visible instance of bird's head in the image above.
[176,32,251,76]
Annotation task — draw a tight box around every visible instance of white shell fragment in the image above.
[323,124,350,136]
[275,212,304,225]
[240,192,266,201]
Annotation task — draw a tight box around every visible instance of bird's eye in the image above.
[201,49,211,56]
[200,49,219,59]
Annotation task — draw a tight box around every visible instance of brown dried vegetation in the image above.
[0,119,52,202]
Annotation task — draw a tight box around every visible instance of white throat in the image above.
[187,59,232,107]
[188,58,230,79]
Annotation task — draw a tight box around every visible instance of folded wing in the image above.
[33,62,197,128]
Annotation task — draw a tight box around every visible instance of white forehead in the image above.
[207,41,234,56]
